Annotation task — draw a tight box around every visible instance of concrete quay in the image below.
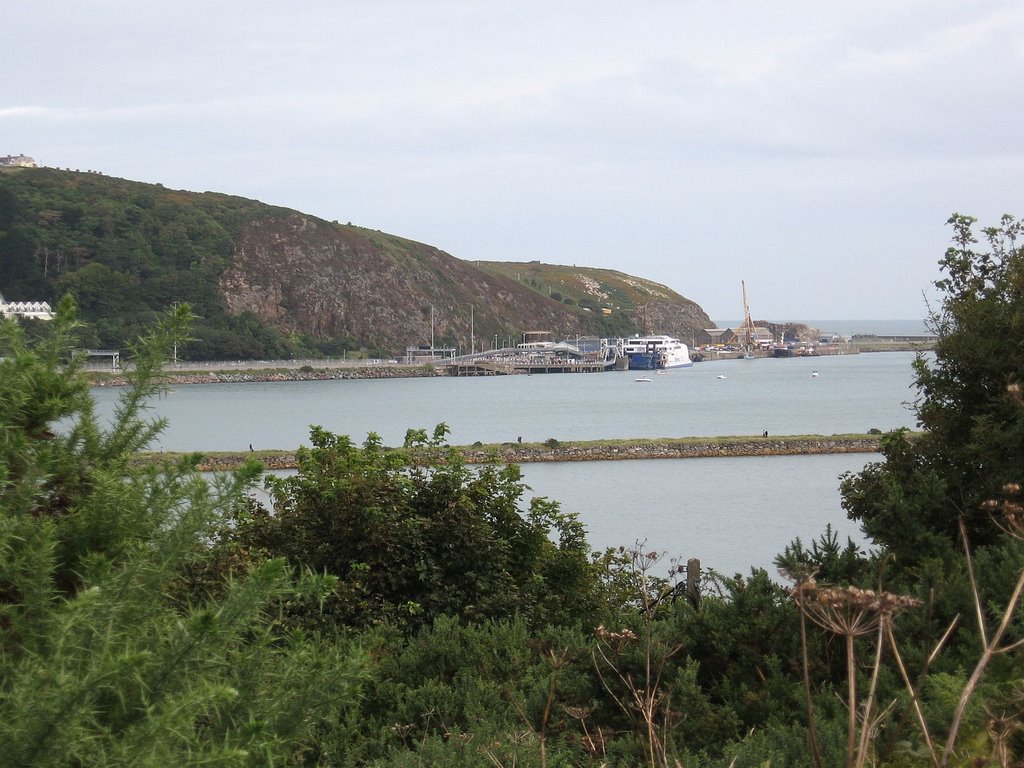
[88,340,929,387]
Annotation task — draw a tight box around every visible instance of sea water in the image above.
[518,454,868,576]
[94,351,921,452]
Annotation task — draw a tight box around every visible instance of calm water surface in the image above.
[518,454,871,575]
[94,351,921,452]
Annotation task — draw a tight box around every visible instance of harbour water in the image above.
[98,351,920,452]
[92,350,925,575]
[519,454,868,577]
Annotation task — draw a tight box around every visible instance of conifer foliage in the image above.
[843,214,1024,560]
[0,301,365,767]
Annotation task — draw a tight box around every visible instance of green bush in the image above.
[0,301,366,765]
[233,424,600,633]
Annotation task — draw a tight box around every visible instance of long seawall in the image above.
[180,435,886,472]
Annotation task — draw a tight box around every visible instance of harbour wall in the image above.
[461,436,882,463]
[89,341,929,387]
[93,365,445,386]
[183,435,884,472]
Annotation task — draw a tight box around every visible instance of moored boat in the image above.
[622,335,693,370]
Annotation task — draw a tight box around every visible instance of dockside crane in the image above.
[740,281,757,354]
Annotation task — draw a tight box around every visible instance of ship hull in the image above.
[627,353,693,370]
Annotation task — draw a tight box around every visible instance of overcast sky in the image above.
[4,1,1022,323]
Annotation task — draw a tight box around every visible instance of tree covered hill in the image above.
[0,167,712,360]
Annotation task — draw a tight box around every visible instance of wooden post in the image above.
[686,558,701,608]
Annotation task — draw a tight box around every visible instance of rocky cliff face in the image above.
[219,215,592,353]
[761,322,820,343]
[637,300,713,343]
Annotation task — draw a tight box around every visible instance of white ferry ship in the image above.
[622,335,693,370]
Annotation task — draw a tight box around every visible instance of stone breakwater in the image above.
[462,436,882,463]
[187,436,882,472]
[92,366,445,387]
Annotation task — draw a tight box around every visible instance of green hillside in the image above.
[475,260,711,337]
[476,260,687,311]
[0,167,305,359]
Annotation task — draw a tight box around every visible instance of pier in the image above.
[447,358,615,376]
[444,339,619,376]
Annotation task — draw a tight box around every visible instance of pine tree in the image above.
[0,300,366,767]
[843,214,1024,561]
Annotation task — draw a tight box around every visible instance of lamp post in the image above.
[172,302,179,366]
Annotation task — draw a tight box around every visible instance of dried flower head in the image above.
[594,624,638,650]
[564,705,593,721]
[982,481,1024,539]
[796,583,920,636]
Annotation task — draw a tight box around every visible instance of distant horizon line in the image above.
[712,318,932,334]
[714,317,928,323]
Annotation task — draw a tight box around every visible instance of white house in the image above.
[0,292,54,320]
[0,154,38,168]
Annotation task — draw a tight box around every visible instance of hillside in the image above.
[475,261,712,343]
[0,167,712,359]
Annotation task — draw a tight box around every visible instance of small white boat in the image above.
[811,370,820,377]
[716,374,727,379]
[634,376,653,383]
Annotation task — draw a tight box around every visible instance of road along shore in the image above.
[143,434,891,472]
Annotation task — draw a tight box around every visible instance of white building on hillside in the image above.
[0,292,54,320]
[0,154,38,168]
